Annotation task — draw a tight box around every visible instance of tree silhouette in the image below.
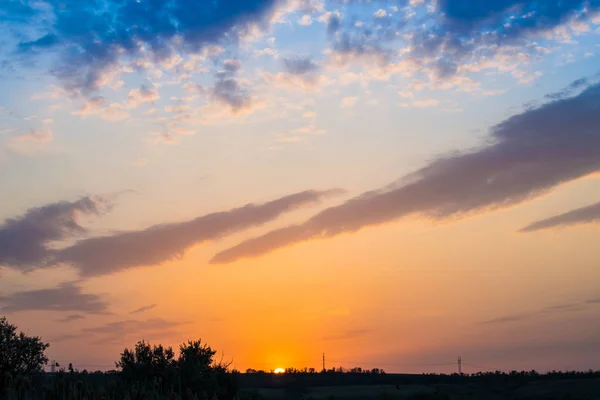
[116,340,176,382]
[0,317,49,375]
[178,339,217,394]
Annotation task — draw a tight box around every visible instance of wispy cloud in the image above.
[211,78,600,264]
[57,314,86,323]
[83,318,185,335]
[0,282,109,314]
[130,304,157,314]
[6,129,53,155]
[519,201,600,232]
[56,189,344,276]
[0,196,109,268]
[480,299,598,325]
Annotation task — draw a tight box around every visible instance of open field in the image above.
[241,379,600,400]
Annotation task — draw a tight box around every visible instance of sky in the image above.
[1,0,600,374]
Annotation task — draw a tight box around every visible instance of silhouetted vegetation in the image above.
[0,317,49,376]
[2,315,600,399]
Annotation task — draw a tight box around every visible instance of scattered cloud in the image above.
[73,97,129,121]
[211,78,600,264]
[3,0,282,92]
[255,47,279,59]
[283,57,319,75]
[0,282,109,314]
[520,201,600,232]
[373,9,388,18]
[298,15,313,26]
[261,57,326,92]
[126,85,160,109]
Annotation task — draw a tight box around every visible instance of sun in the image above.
[274,368,285,374]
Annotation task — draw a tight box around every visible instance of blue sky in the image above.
[1,0,600,372]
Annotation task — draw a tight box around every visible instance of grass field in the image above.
[241,379,600,400]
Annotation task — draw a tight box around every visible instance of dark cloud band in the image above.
[212,79,600,264]
[55,189,343,276]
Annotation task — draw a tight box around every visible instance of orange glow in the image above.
[274,368,285,374]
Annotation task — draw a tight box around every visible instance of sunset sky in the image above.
[1,0,600,374]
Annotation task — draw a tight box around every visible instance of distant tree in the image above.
[116,340,176,382]
[178,339,217,393]
[0,317,49,375]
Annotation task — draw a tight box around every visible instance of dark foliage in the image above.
[0,317,49,376]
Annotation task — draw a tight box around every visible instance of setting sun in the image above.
[274,368,285,374]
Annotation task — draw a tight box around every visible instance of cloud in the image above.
[373,9,388,19]
[255,47,279,59]
[82,318,189,342]
[206,59,258,112]
[298,14,313,26]
[126,85,160,109]
[3,0,281,92]
[0,196,109,268]
[72,97,129,121]
[323,0,598,92]
[50,333,88,343]
[55,189,344,276]
[262,58,327,92]
[7,129,53,155]
[480,314,531,325]
[130,304,157,314]
[340,96,358,108]
[0,282,109,314]
[283,57,319,75]
[545,77,590,100]
[481,299,598,325]
[439,0,598,40]
[211,78,254,112]
[519,201,600,232]
[58,314,86,322]
[211,78,600,264]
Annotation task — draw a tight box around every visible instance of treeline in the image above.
[1,317,238,400]
[3,316,600,399]
[244,367,385,375]
[239,368,600,389]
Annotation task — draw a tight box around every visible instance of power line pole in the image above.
[457,356,462,375]
[322,353,325,372]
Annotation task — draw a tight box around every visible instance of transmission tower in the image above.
[458,356,462,375]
